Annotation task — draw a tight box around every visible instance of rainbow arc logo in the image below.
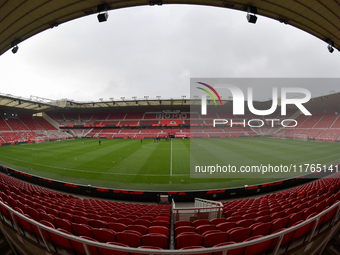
[196,82,222,106]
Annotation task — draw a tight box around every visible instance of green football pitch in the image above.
[0,137,339,191]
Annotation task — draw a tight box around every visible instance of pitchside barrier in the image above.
[0,165,337,202]
[1,199,340,255]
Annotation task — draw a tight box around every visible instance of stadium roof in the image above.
[0,0,340,57]
[0,91,340,115]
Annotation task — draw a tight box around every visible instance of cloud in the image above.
[0,5,339,102]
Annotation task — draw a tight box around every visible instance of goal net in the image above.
[294,133,308,141]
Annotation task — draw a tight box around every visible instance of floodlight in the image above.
[328,44,334,53]
[97,4,109,22]
[247,13,257,24]
[12,45,18,54]
[97,13,108,23]
[326,39,334,53]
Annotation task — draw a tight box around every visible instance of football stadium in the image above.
[0,1,340,255]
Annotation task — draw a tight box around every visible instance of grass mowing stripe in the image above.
[0,137,339,190]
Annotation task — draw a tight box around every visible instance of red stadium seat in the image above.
[254,215,271,223]
[236,219,254,228]
[148,226,169,238]
[242,213,257,220]
[226,216,242,223]
[17,201,29,215]
[270,211,284,221]
[210,218,226,225]
[39,220,55,241]
[70,236,99,255]
[296,203,307,212]
[202,231,229,247]
[72,223,93,238]
[228,227,252,242]
[217,222,237,232]
[232,211,246,216]
[288,211,304,227]
[251,222,272,237]
[303,206,316,220]
[135,219,152,228]
[54,218,73,234]
[46,208,59,218]
[196,224,216,235]
[321,206,338,226]
[152,220,169,228]
[175,226,196,237]
[142,233,169,249]
[140,215,154,222]
[117,218,134,226]
[284,207,296,217]
[74,210,87,217]
[243,235,273,255]
[127,224,148,235]
[107,222,127,232]
[13,210,38,241]
[271,217,289,233]
[101,216,117,223]
[269,206,281,214]
[213,242,244,255]
[87,213,102,220]
[27,207,41,222]
[40,213,55,227]
[73,215,89,225]
[315,201,326,213]
[116,231,142,247]
[291,220,313,242]
[155,216,170,223]
[176,233,203,249]
[270,228,295,250]
[92,228,116,243]
[192,219,210,228]
[89,219,107,229]
[98,242,129,255]
[256,210,270,217]
[126,215,139,221]
[202,230,222,237]
[59,212,73,222]
[48,228,73,252]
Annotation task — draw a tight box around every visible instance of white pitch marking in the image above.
[170,139,173,176]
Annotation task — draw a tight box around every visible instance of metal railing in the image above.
[173,198,224,222]
[194,198,223,208]
[0,199,340,255]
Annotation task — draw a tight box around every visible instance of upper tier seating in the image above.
[6,118,29,131]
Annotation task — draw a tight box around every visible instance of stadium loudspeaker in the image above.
[247,13,257,24]
[97,13,108,22]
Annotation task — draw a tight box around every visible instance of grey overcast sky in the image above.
[0,5,339,102]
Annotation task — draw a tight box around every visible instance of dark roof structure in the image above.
[0,0,339,56]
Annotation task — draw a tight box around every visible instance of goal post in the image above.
[294,133,308,141]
